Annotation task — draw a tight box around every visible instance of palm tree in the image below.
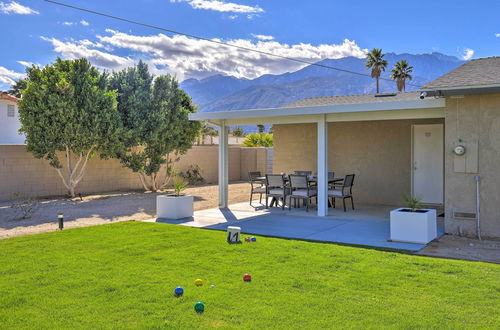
[365,48,388,93]
[391,60,414,92]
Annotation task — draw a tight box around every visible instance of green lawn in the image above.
[0,222,498,329]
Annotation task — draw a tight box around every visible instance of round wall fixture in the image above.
[453,145,466,156]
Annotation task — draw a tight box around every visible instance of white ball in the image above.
[210,284,215,288]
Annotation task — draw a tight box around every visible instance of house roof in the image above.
[189,90,444,125]
[0,92,19,102]
[285,91,420,108]
[422,57,500,90]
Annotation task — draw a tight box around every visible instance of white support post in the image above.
[317,115,329,216]
[218,121,229,208]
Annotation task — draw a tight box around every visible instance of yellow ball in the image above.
[194,279,203,286]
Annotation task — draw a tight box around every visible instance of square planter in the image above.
[157,195,194,220]
[390,208,437,244]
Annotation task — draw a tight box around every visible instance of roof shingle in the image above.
[423,57,500,89]
[284,91,420,108]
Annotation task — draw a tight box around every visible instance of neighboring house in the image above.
[0,92,24,145]
[190,56,500,239]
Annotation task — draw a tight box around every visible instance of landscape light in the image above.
[57,213,64,230]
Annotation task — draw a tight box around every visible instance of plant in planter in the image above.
[390,195,437,244]
[157,177,193,220]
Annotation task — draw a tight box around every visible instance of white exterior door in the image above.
[412,124,444,204]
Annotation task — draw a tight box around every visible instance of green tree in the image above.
[365,48,388,93]
[231,126,245,137]
[391,60,413,92]
[242,133,273,147]
[18,58,122,197]
[110,63,201,192]
[8,78,28,98]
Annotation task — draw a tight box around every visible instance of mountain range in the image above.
[180,52,465,113]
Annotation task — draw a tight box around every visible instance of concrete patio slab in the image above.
[148,202,445,251]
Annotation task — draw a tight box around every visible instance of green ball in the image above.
[194,301,205,313]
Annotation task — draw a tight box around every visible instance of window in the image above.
[7,104,15,117]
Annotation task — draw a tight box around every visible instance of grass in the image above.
[0,222,498,329]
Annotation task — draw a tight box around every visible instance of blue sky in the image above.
[1,0,500,89]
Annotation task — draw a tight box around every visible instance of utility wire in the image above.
[44,0,422,88]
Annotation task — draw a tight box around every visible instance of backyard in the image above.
[0,221,498,329]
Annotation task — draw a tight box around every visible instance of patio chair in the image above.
[248,171,266,206]
[288,174,317,212]
[328,174,355,212]
[265,174,289,210]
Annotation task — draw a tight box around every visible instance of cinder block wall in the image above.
[0,145,269,201]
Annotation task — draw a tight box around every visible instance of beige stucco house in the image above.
[190,57,500,239]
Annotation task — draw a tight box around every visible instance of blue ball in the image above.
[174,286,184,297]
[251,237,256,242]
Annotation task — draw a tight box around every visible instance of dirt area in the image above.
[417,235,500,264]
[0,182,251,239]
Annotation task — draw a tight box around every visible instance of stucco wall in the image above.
[444,94,500,238]
[273,118,443,206]
[0,100,24,145]
[0,145,268,201]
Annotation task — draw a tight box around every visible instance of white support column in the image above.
[218,121,229,208]
[317,115,329,216]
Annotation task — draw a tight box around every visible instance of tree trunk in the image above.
[376,77,380,93]
[55,147,94,198]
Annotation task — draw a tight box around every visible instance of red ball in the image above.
[243,273,252,282]
[245,237,251,242]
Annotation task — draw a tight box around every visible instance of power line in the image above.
[44,0,422,88]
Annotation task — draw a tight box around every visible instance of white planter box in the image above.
[390,208,437,244]
[157,195,194,220]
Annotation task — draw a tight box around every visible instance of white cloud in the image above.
[41,36,133,70]
[17,60,39,67]
[0,65,25,86]
[462,48,474,60]
[495,33,500,37]
[172,0,263,13]
[61,20,91,27]
[228,14,238,19]
[0,1,38,15]
[97,30,367,80]
[251,34,274,41]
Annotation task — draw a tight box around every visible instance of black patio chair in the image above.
[265,174,289,210]
[248,171,266,206]
[328,174,355,212]
[288,174,317,212]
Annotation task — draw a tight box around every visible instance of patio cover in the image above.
[189,91,445,217]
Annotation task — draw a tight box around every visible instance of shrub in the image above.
[242,133,273,147]
[179,165,205,185]
[403,195,423,212]
[10,192,40,220]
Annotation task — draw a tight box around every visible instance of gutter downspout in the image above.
[475,175,482,240]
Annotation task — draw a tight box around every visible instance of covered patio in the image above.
[153,202,445,251]
[186,91,446,249]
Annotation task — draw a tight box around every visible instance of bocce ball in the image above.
[194,301,205,313]
[243,273,252,282]
[210,284,215,288]
[174,286,184,297]
[245,237,251,242]
[251,237,256,242]
[194,279,203,286]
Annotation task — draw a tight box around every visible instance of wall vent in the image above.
[452,211,477,220]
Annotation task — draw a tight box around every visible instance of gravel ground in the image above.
[0,182,251,239]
